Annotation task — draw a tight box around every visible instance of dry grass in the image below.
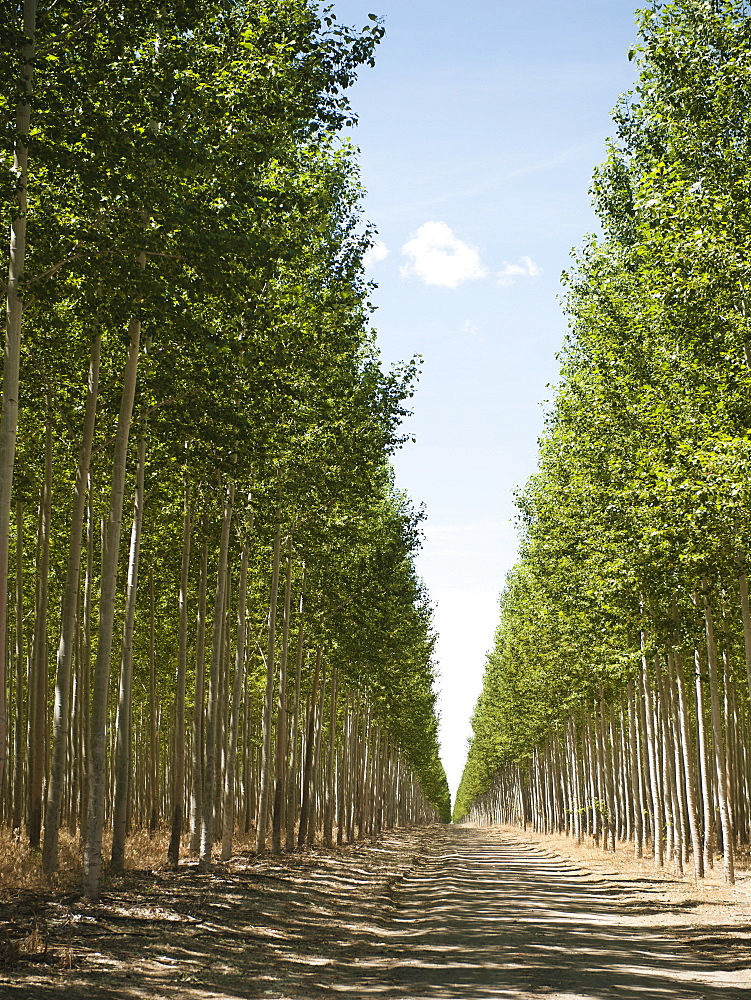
[493,822,751,889]
[0,827,154,895]
[0,828,79,894]
[0,825,258,895]
[0,824,264,971]
[4,825,750,998]
[0,826,428,996]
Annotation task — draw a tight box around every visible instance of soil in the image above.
[1,824,750,999]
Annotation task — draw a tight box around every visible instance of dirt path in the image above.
[382,827,751,998]
[1,826,749,999]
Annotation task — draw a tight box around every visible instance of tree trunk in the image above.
[189,539,208,855]
[323,667,338,848]
[83,298,143,900]
[28,407,51,849]
[221,535,249,861]
[0,0,36,794]
[298,648,322,848]
[12,500,25,834]
[215,563,231,838]
[627,682,643,857]
[702,582,735,883]
[641,641,664,867]
[110,429,147,873]
[168,480,193,866]
[147,565,159,833]
[346,698,359,843]
[673,649,703,878]
[43,331,101,871]
[199,481,234,872]
[242,674,252,834]
[306,664,326,847]
[355,702,369,839]
[272,542,292,854]
[337,691,349,845]
[661,657,683,874]
[694,645,715,872]
[256,525,282,856]
[286,571,305,851]
[79,488,94,833]
[737,574,751,705]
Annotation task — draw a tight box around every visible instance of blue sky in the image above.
[335,0,641,795]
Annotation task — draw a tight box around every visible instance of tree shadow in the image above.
[0,827,747,1000]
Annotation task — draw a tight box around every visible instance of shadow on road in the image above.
[1,826,747,999]
[372,828,747,999]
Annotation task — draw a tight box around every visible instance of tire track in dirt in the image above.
[362,825,751,999]
[1,826,749,999]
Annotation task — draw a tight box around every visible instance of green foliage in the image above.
[4,0,447,822]
[454,0,751,823]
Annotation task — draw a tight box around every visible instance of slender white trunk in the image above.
[256,525,282,855]
[189,540,208,854]
[168,481,193,866]
[627,682,643,857]
[80,488,94,830]
[737,574,751,705]
[28,411,51,849]
[43,332,101,872]
[199,481,234,871]
[83,300,143,900]
[215,564,231,835]
[702,582,735,884]
[110,430,147,873]
[323,667,338,847]
[673,648,703,878]
[337,691,349,844]
[286,571,305,851]
[12,499,24,833]
[272,543,292,854]
[661,658,683,874]
[641,638,664,867]
[298,648,322,848]
[307,664,326,846]
[347,699,359,843]
[221,535,249,861]
[0,0,36,792]
[147,566,158,831]
[694,645,714,871]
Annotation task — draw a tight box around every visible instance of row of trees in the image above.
[455,0,751,884]
[2,0,449,900]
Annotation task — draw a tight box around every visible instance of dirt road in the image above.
[381,827,750,999]
[2,825,749,999]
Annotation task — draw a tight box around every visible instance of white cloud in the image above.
[362,240,389,268]
[400,221,487,289]
[497,255,542,287]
